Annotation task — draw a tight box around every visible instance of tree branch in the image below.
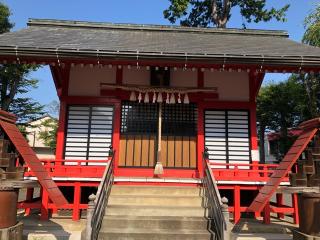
[0,74,9,110]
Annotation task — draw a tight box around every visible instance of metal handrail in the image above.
[203,150,227,240]
[88,149,115,240]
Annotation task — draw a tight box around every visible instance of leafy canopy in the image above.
[0,3,13,33]
[164,0,289,28]
[0,2,43,122]
[303,4,320,47]
[257,4,320,159]
[38,117,58,151]
[257,78,306,157]
[297,4,320,119]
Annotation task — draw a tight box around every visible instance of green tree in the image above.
[257,78,307,160]
[38,117,58,152]
[303,4,320,47]
[0,2,43,122]
[37,101,60,152]
[296,4,320,119]
[164,0,289,28]
[256,86,274,163]
[257,4,320,161]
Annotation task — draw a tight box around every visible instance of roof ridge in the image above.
[27,18,289,38]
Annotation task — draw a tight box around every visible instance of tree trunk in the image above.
[280,116,289,156]
[211,0,230,28]
[0,75,20,111]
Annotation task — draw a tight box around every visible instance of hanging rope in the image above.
[100,83,217,94]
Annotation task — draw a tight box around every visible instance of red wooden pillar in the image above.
[197,102,204,178]
[234,186,241,223]
[249,103,259,166]
[276,193,285,219]
[292,193,299,225]
[113,102,121,176]
[248,72,260,169]
[25,188,34,216]
[254,211,261,219]
[72,182,81,221]
[55,100,67,163]
[254,188,261,219]
[40,188,50,221]
[263,202,271,224]
[196,70,204,178]
[112,67,122,176]
[55,65,70,164]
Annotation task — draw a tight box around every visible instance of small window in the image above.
[150,67,170,86]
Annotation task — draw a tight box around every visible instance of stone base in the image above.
[293,229,320,240]
[0,221,23,240]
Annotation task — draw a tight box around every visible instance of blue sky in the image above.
[3,0,319,106]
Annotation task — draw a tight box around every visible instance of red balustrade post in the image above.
[263,202,271,224]
[25,188,34,216]
[234,185,241,223]
[40,188,50,221]
[263,165,267,178]
[254,189,261,219]
[276,193,285,219]
[72,182,81,221]
[234,166,239,178]
[292,193,299,225]
[254,211,261,219]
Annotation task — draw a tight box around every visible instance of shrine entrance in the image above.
[119,101,197,169]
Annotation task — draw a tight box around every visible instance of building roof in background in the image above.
[0,19,319,70]
[267,129,303,141]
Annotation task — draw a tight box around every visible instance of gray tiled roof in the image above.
[0,19,320,69]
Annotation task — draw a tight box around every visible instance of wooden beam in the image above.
[50,64,71,98]
[197,69,204,88]
[249,72,265,102]
[116,67,123,85]
[50,66,62,96]
[254,73,265,99]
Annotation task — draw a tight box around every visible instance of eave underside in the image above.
[1,48,320,71]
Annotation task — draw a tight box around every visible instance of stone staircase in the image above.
[98,185,214,240]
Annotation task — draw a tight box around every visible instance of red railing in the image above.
[24,159,111,179]
[208,162,290,182]
[21,158,294,222]
[23,159,290,182]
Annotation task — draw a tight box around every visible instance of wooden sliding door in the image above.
[119,102,158,167]
[161,104,197,168]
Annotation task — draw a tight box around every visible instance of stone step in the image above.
[23,230,81,240]
[231,233,292,240]
[111,185,202,196]
[108,195,203,207]
[98,228,212,240]
[101,216,209,230]
[0,158,10,167]
[105,205,206,217]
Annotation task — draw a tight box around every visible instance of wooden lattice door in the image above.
[119,102,158,167]
[119,101,197,169]
[161,104,197,168]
